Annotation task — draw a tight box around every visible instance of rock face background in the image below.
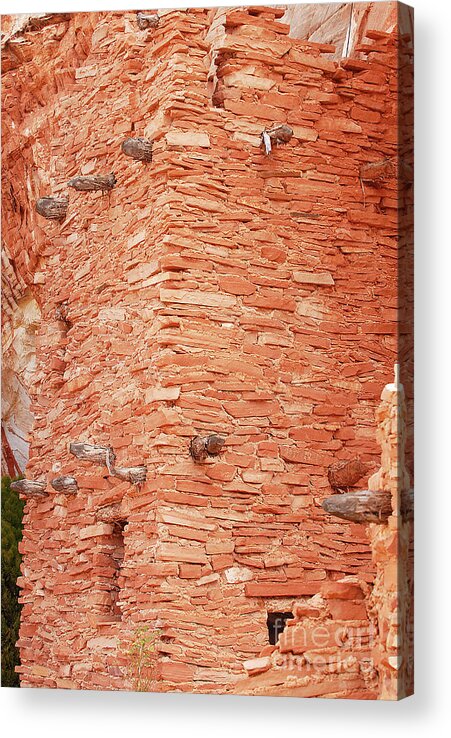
[282,1,412,56]
[2,292,41,473]
[1,4,413,695]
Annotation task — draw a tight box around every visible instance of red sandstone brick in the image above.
[204,463,236,482]
[321,581,365,600]
[288,49,336,72]
[351,106,381,124]
[327,599,368,621]
[245,582,319,597]
[179,564,203,579]
[77,475,110,491]
[218,275,256,295]
[160,661,195,682]
[211,554,235,571]
[167,525,209,543]
[223,400,280,418]
[64,374,93,393]
[158,543,208,565]
[79,524,114,540]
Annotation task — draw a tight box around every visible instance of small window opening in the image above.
[267,611,294,645]
[109,520,126,617]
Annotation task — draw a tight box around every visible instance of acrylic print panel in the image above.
[1,2,413,699]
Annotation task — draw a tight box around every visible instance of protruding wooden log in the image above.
[267,124,293,144]
[35,196,68,221]
[10,479,48,498]
[69,442,116,470]
[121,137,153,162]
[322,488,414,524]
[51,476,78,495]
[67,173,116,192]
[69,442,145,484]
[190,436,209,462]
[261,125,293,154]
[136,12,160,30]
[360,158,395,184]
[322,489,391,523]
[189,434,226,462]
[205,435,225,455]
[328,458,367,489]
[111,466,147,485]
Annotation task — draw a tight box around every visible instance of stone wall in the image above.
[237,371,413,699]
[1,5,412,694]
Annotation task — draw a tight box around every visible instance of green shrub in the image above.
[127,626,160,691]
[1,476,24,687]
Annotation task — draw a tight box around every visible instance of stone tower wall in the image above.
[1,5,409,692]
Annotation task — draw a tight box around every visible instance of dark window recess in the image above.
[267,612,294,645]
[108,521,126,617]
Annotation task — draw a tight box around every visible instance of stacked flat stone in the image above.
[1,6,412,695]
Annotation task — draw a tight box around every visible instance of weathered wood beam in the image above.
[35,196,68,221]
[51,476,78,494]
[261,125,293,155]
[69,442,116,470]
[136,12,159,30]
[328,458,367,490]
[67,173,116,192]
[267,124,293,144]
[322,488,414,524]
[189,434,225,462]
[111,466,147,484]
[10,479,48,498]
[121,137,153,162]
[69,441,146,485]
